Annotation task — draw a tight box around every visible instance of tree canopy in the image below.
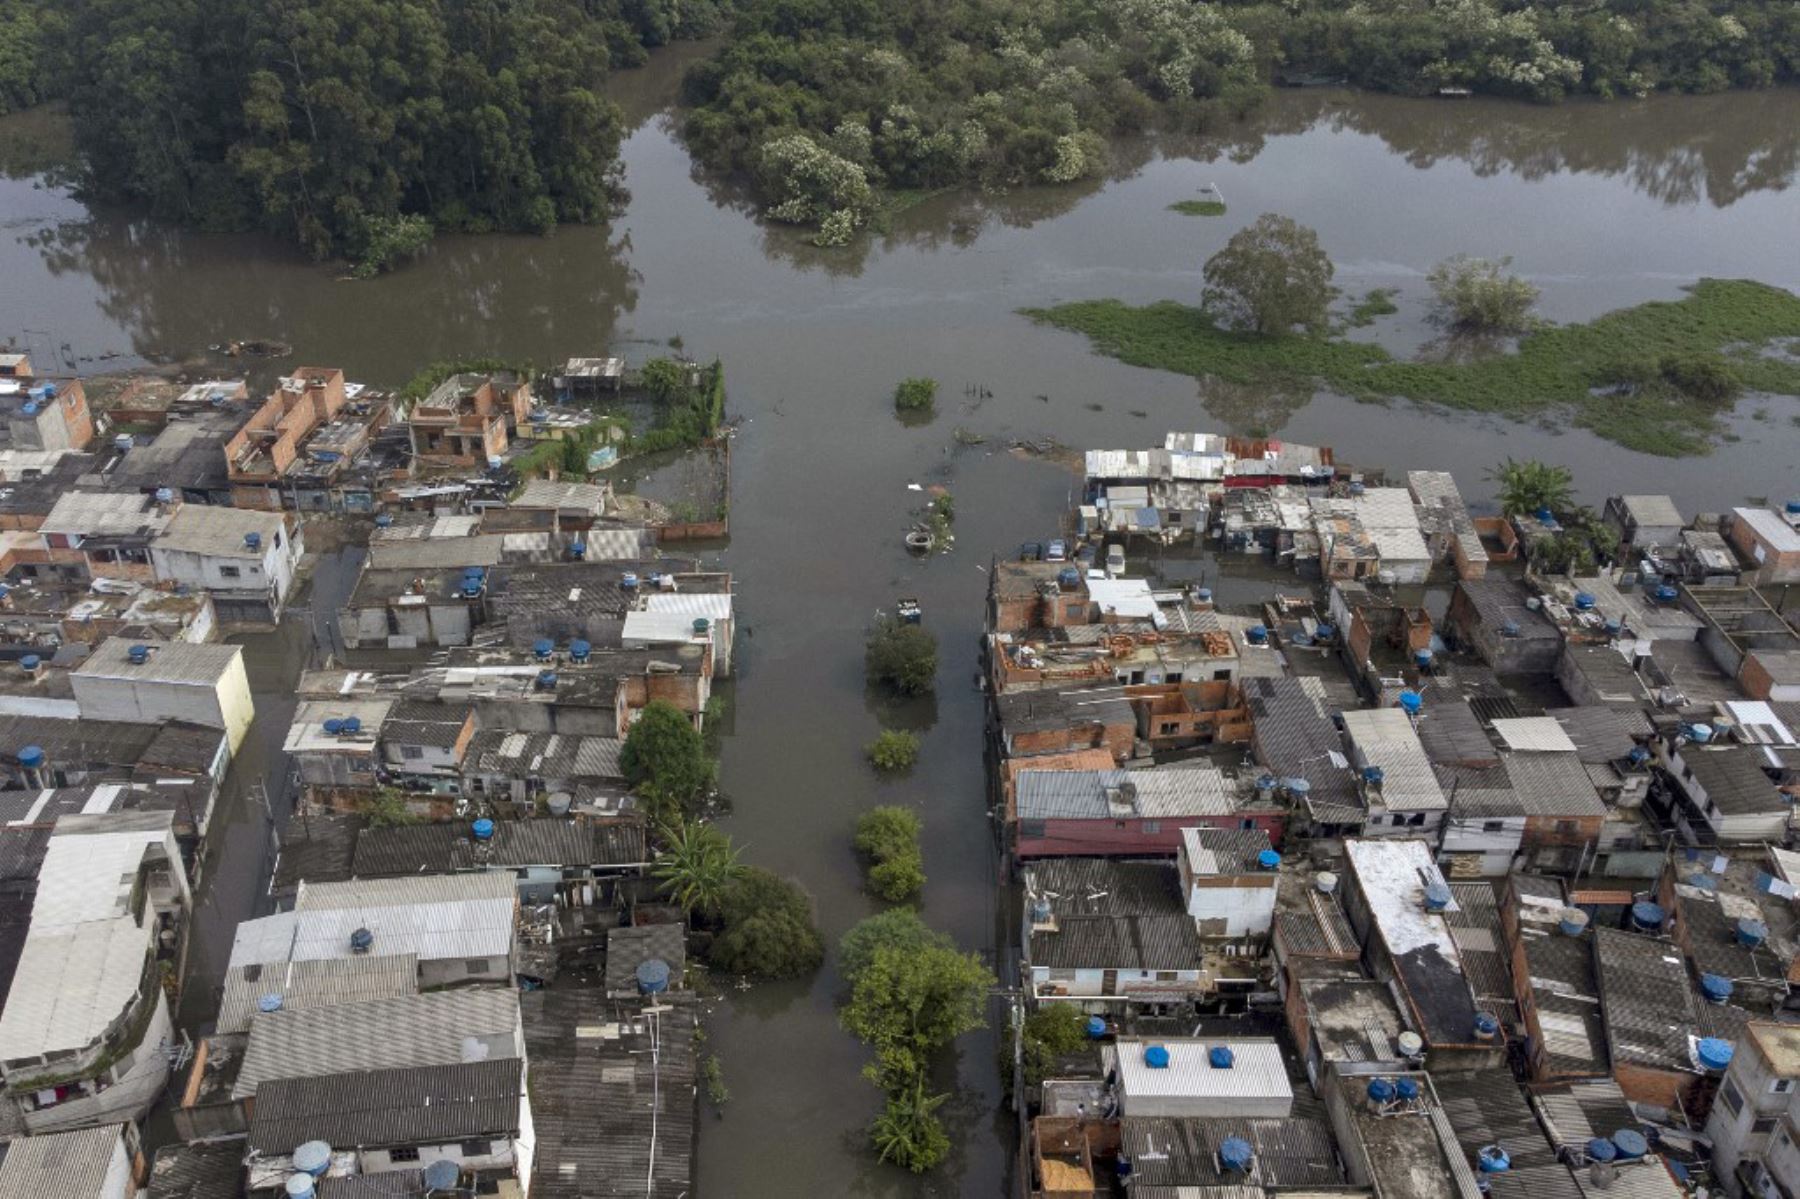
[1202,214,1335,336]
[839,909,954,985]
[1488,457,1575,517]
[854,805,925,902]
[622,699,715,819]
[1429,255,1540,332]
[866,617,938,695]
[709,867,825,978]
[652,820,743,918]
[841,940,994,1087]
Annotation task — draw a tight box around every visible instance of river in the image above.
[3,46,1800,1197]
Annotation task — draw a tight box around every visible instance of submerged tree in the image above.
[869,1078,952,1173]
[621,699,715,818]
[865,617,939,695]
[1428,255,1540,332]
[709,867,825,979]
[1202,214,1335,336]
[651,820,742,919]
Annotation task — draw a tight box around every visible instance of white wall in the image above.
[71,654,254,753]
[1186,881,1275,937]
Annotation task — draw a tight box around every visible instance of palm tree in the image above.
[1487,457,1574,519]
[651,820,743,920]
[869,1078,950,1173]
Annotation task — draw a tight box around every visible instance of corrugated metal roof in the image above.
[296,872,517,910]
[1119,1115,1343,1188]
[1110,1039,1291,1106]
[1593,928,1698,1071]
[1735,507,1800,553]
[366,535,505,570]
[0,1124,125,1199]
[248,1057,523,1153]
[1031,914,1204,971]
[1492,717,1579,754]
[72,636,243,685]
[1616,495,1684,529]
[1343,709,1446,811]
[147,1141,243,1199]
[1501,751,1608,818]
[229,896,514,972]
[153,503,285,558]
[1016,768,1234,820]
[40,490,166,538]
[1432,1073,1582,1199]
[216,952,418,1036]
[352,819,641,876]
[234,988,521,1099]
[1549,707,1651,764]
[643,591,732,620]
[1025,859,1186,918]
[1181,825,1273,875]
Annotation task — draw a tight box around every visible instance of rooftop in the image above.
[1016,766,1235,820]
[1108,1038,1292,1112]
[152,504,285,559]
[1345,838,1482,1047]
[215,951,418,1036]
[248,1056,523,1154]
[72,636,243,686]
[351,818,643,876]
[605,924,688,995]
[1342,708,1446,812]
[0,1124,126,1199]
[38,490,166,539]
[1734,507,1800,553]
[1592,927,1700,1072]
[1300,975,1409,1063]
[1676,744,1783,815]
[1458,577,1563,642]
[1117,1114,1344,1189]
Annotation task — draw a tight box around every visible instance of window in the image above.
[1167,512,1182,525]
[1482,820,1506,833]
[1159,722,1180,736]
[1774,1079,1797,1095]
[1020,819,1047,839]
[389,1147,421,1163]
[1721,1079,1745,1116]
[219,565,241,579]
[1754,1117,1781,1134]
[461,1139,494,1157]
[1155,971,1179,982]
[1407,813,1427,827]
[401,745,424,761]
[1240,819,1255,830]
[1213,669,1232,681]
[464,959,491,974]
[1555,820,1579,835]
[1141,821,1161,834]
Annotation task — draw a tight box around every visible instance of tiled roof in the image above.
[1025,858,1186,918]
[0,1125,125,1199]
[215,951,418,1036]
[351,819,641,876]
[1031,914,1205,971]
[1119,1115,1343,1189]
[1432,1074,1583,1199]
[1680,746,1782,815]
[1549,706,1652,764]
[605,924,687,994]
[1502,751,1607,818]
[1245,676,1356,814]
[248,1057,523,1153]
[1593,928,1698,1071]
[148,1142,243,1199]
[380,699,469,749]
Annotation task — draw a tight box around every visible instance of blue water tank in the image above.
[1604,619,1623,636]
[1611,1129,1648,1160]
[1085,1015,1107,1039]
[1058,566,1081,589]
[20,402,36,416]
[1423,882,1452,914]
[570,639,592,662]
[1698,1037,1735,1071]
[463,565,485,579]
[1631,901,1665,931]
[284,1175,315,1199]
[1143,1044,1171,1069]
[1195,588,1213,605]
[258,993,284,1014]
[154,487,174,504]
[374,513,394,528]
[349,927,374,953]
[1535,506,1554,523]
[17,745,42,770]
[1558,908,1590,937]
[1367,1078,1396,1104]
[1209,1046,1235,1069]
[1787,500,1800,516]
[1363,765,1386,786]
[1246,625,1268,645]
[633,958,671,994]
[537,670,558,690]
[1413,649,1432,669]
[1285,777,1311,797]
[569,540,587,560]
[244,531,262,550]
[1628,745,1651,766]
[292,1141,331,1177]
[1700,973,1734,1005]
[533,638,555,659]
[1218,1136,1254,1174]
[463,580,483,598]
[1574,591,1596,611]
[1473,1012,1500,1040]
[1398,690,1423,716]
[1501,619,1522,637]
[1395,1076,1420,1101]
[1257,849,1281,871]
[531,409,550,423]
[421,1160,460,1191]
[341,717,361,734]
[18,655,37,672]
[622,572,639,590]
[1477,1145,1511,1173]
[128,644,150,665]
[1688,722,1715,743]
[1586,1137,1617,1163]
[322,718,345,735]
[1738,917,1769,948]
[472,818,495,841]
[41,384,54,399]
[1654,584,1680,604]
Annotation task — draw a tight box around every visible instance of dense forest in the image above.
[684,0,1800,240]
[4,0,1797,257]
[19,0,730,270]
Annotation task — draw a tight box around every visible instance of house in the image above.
[1112,1110,1347,1191]
[146,1140,241,1199]
[148,503,301,622]
[221,873,518,1008]
[551,355,625,400]
[1679,528,1741,585]
[1434,761,1525,878]
[1604,495,1685,550]
[1340,839,1503,1073]
[0,377,94,452]
[1319,1068,1480,1198]
[1658,852,1794,1013]
[1529,1077,1688,1197]
[1341,708,1448,838]
[1591,925,1739,1108]
[1655,737,1788,845]
[0,811,190,1132]
[1728,507,1800,584]
[225,368,351,509]
[350,819,645,901]
[1022,858,1217,1006]
[1707,1021,1800,1198]
[1245,675,1361,834]
[37,491,170,583]
[1176,826,1279,943]
[377,699,475,791]
[1499,876,1609,1083]
[1683,585,1800,698]
[71,638,255,753]
[1489,717,1609,853]
[407,372,531,467]
[989,560,1092,634]
[1290,975,1414,1087]
[246,1058,529,1189]
[100,376,246,427]
[1408,470,1490,579]
[1104,1038,1293,1117]
[1129,679,1252,751]
[461,728,630,809]
[0,1123,139,1199]
[339,566,487,648]
[1447,576,1564,675]
[1013,764,1275,858]
[283,698,394,789]
[993,688,1136,763]
[605,924,687,999]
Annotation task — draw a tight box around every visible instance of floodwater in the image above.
[2,44,1800,1196]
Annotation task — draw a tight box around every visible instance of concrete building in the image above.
[1105,1038,1293,1118]
[1447,577,1564,675]
[1341,708,1447,838]
[71,638,255,754]
[225,367,351,509]
[0,1123,138,1198]
[1604,494,1685,550]
[1729,507,1800,585]
[1704,1021,1800,1196]
[149,503,301,622]
[1655,737,1788,845]
[37,491,170,584]
[1013,764,1280,858]
[408,372,531,467]
[0,812,190,1132]
[0,377,94,453]
[283,697,394,789]
[1177,826,1278,940]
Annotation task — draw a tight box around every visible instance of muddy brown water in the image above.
[3,50,1800,1196]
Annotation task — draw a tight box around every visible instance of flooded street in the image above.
[2,47,1800,1195]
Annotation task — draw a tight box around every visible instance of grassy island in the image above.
[1024,279,1800,456]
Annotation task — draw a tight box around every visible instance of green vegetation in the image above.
[838,911,994,1172]
[652,820,744,918]
[1429,255,1540,332]
[709,867,825,979]
[1203,215,1336,336]
[893,377,938,415]
[357,789,420,830]
[1346,288,1400,328]
[1489,457,1575,517]
[866,729,922,774]
[400,359,532,405]
[701,1054,730,1110]
[1014,1004,1092,1091]
[923,492,956,549]
[854,805,925,902]
[1169,199,1228,217]
[1026,279,1800,456]
[0,2,63,116]
[633,360,728,454]
[622,700,717,822]
[866,617,939,695]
